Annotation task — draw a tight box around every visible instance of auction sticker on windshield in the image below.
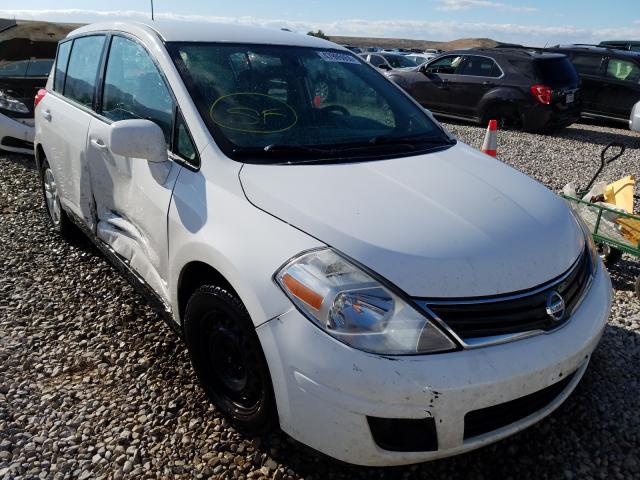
[317,51,360,64]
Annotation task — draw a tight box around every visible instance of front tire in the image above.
[184,285,276,432]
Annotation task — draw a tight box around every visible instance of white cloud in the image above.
[1,9,639,47]
[435,0,537,13]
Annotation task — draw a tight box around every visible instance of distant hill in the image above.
[327,35,502,51]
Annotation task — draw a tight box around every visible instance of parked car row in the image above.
[386,48,582,132]
[379,43,640,133]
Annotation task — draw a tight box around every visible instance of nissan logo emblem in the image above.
[546,291,566,322]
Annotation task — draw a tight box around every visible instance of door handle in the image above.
[483,81,495,87]
[41,109,52,121]
[90,138,107,150]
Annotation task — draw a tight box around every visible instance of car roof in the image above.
[549,44,640,58]
[68,20,343,50]
[443,48,566,60]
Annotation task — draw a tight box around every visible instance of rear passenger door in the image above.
[86,35,192,304]
[448,55,502,117]
[41,35,106,227]
[568,53,605,113]
[599,57,640,119]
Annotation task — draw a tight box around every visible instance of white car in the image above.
[631,100,640,131]
[35,21,612,466]
[405,53,436,67]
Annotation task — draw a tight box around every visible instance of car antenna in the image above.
[150,0,155,21]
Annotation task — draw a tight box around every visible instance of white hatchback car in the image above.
[35,21,612,466]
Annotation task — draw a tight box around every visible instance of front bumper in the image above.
[256,263,612,466]
[0,112,34,155]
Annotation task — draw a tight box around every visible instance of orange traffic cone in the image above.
[481,119,497,157]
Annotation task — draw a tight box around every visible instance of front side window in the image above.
[54,41,72,92]
[64,35,105,107]
[424,56,463,74]
[102,36,174,143]
[458,56,501,77]
[368,55,386,67]
[570,54,604,76]
[606,59,640,83]
[169,43,452,163]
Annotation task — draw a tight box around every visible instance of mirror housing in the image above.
[378,64,392,71]
[630,100,640,132]
[108,119,168,162]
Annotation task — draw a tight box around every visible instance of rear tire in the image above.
[40,158,77,239]
[184,285,276,432]
[480,103,519,129]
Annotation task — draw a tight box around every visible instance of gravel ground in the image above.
[1,120,640,480]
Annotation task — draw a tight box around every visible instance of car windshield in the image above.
[383,54,416,69]
[168,43,452,163]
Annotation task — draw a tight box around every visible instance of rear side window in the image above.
[459,56,501,77]
[25,59,54,77]
[570,54,603,75]
[102,36,174,143]
[64,36,106,107]
[606,59,640,83]
[535,57,579,86]
[54,41,72,92]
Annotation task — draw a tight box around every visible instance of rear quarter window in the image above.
[535,57,579,87]
[64,35,106,107]
[54,41,72,93]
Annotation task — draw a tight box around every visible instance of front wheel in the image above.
[184,285,276,432]
[597,243,623,267]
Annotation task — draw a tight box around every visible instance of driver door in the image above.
[412,55,462,112]
[86,35,182,304]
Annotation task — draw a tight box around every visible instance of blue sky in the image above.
[1,0,639,46]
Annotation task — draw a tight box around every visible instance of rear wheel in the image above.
[40,159,76,238]
[480,103,520,129]
[184,285,276,432]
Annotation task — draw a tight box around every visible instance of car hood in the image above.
[239,142,584,298]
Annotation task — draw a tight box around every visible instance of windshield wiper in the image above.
[368,133,455,146]
[232,144,329,158]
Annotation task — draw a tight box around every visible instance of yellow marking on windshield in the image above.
[210,93,298,134]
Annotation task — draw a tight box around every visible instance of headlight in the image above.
[275,248,457,355]
[0,90,29,114]
[569,207,599,272]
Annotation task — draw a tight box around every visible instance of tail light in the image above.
[530,84,552,105]
[34,88,47,109]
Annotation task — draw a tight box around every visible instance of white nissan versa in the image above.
[35,21,612,466]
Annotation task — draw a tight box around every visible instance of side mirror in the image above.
[108,119,168,162]
[378,64,392,71]
[631,101,640,132]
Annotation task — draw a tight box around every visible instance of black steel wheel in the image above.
[184,285,276,432]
